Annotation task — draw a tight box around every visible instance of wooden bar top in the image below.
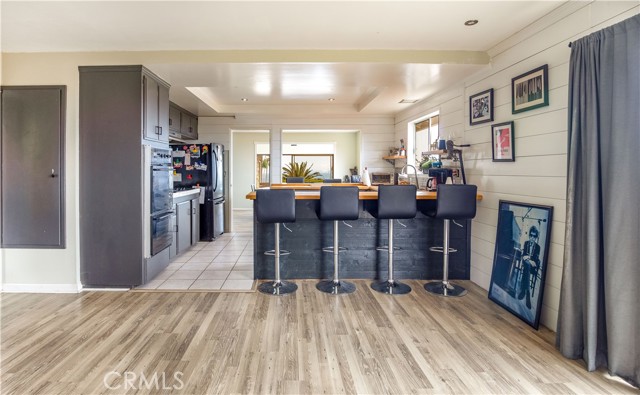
[245,183,483,201]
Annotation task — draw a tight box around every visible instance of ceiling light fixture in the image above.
[241,98,248,102]
[328,98,335,101]
[399,99,419,104]
[464,19,478,26]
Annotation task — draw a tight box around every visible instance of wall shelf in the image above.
[382,155,406,165]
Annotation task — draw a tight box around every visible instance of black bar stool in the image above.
[371,185,417,295]
[255,189,297,295]
[424,184,478,297]
[316,186,359,294]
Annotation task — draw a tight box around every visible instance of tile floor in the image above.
[136,210,255,291]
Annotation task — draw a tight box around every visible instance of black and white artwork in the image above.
[488,201,553,329]
[469,88,494,125]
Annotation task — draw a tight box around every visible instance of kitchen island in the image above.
[246,184,482,281]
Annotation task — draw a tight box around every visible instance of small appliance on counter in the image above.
[370,172,394,185]
[171,143,225,240]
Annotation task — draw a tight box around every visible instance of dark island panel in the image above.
[253,200,471,280]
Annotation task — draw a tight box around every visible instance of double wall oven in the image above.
[150,148,173,256]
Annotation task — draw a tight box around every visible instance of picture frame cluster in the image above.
[468,64,549,162]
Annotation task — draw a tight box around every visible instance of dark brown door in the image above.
[1,86,66,248]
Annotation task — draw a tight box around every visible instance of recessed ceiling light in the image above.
[399,99,419,104]
[464,20,478,26]
[241,98,248,102]
[328,98,336,101]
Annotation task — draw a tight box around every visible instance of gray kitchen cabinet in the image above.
[176,200,191,255]
[169,102,198,140]
[169,209,177,259]
[168,105,181,134]
[190,197,200,246]
[1,86,66,248]
[143,74,169,143]
[79,65,171,287]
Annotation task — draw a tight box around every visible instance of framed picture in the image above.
[491,121,515,162]
[488,201,553,329]
[511,64,549,114]
[469,88,494,125]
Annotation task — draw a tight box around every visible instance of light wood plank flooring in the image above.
[1,281,635,394]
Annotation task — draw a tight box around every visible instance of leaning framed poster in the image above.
[488,201,553,329]
[511,64,549,114]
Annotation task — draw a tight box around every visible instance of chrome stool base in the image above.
[371,280,411,295]
[424,281,467,297]
[258,280,298,296]
[316,280,356,295]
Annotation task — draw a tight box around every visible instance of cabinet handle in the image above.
[50,169,57,178]
[158,126,163,135]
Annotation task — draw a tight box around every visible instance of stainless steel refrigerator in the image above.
[171,143,225,240]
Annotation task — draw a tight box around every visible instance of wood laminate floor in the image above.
[1,281,635,394]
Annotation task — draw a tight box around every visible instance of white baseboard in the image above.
[1,283,82,293]
[233,208,252,211]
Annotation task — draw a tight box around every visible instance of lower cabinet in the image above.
[172,194,201,258]
[190,197,200,245]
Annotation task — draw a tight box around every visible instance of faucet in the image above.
[400,164,419,188]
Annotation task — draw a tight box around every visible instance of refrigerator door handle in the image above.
[211,148,218,193]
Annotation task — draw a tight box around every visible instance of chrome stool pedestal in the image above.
[315,186,359,295]
[255,189,297,296]
[370,185,417,296]
[424,184,477,298]
[258,223,298,295]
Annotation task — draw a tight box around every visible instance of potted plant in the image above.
[282,161,322,182]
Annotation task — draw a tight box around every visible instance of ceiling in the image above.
[1,1,567,116]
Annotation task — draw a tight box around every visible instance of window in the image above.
[282,154,334,181]
[414,113,439,159]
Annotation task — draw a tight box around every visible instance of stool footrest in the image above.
[429,246,458,253]
[264,249,291,256]
[376,246,401,252]
[322,246,347,253]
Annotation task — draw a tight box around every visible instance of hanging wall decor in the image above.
[469,88,494,125]
[512,64,549,114]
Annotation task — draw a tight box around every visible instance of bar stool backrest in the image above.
[322,178,342,183]
[434,184,478,220]
[286,177,304,183]
[256,189,296,224]
[377,185,417,219]
[319,186,359,221]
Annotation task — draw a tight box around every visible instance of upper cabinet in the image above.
[169,103,199,140]
[143,73,169,143]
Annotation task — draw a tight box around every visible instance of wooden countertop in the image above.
[245,184,483,201]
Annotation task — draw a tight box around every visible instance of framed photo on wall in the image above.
[491,121,515,162]
[469,88,494,125]
[512,64,549,114]
[488,201,553,329]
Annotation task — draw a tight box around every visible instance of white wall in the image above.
[394,1,640,331]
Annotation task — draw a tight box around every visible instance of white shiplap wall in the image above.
[394,1,640,331]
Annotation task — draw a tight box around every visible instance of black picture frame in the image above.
[469,88,494,125]
[488,201,553,329]
[491,121,515,162]
[511,64,549,114]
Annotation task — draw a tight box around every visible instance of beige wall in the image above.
[230,131,359,210]
[394,1,640,331]
[197,116,394,217]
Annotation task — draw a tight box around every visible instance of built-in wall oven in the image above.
[150,148,173,256]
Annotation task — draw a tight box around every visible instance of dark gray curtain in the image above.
[557,14,640,388]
